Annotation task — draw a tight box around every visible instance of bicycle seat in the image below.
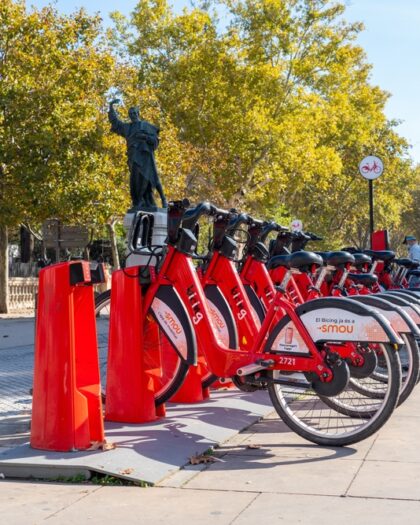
[348,273,378,286]
[408,270,420,277]
[267,255,291,270]
[325,251,355,267]
[314,251,330,264]
[394,258,414,268]
[407,260,419,269]
[289,251,324,270]
[352,253,372,266]
[364,250,395,262]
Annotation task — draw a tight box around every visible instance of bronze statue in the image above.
[108,99,167,210]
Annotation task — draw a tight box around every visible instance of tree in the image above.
[122,0,418,246]
[0,1,129,310]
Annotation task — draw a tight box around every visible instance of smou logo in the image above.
[164,311,182,335]
[319,324,354,334]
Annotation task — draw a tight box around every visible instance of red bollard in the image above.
[31,261,105,452]
[169,357,210,403]
[105,267,164,423]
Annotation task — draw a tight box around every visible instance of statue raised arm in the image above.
[108,99,129,138]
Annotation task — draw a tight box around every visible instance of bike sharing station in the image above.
[2,106,420,485]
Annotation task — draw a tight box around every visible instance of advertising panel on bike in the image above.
[299,307,392,343]
[270,319,311,355]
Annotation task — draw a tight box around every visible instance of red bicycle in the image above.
[97,201,403,445]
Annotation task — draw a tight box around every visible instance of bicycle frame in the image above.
[143,243,331,379]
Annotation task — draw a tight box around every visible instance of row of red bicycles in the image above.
[95,200,420,446]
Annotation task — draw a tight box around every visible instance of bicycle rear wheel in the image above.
[267,343,401,446]
[95,289,188,406]
[349,334,419,406]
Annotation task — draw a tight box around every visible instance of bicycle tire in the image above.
[266,343,401,446]
[95,289,189,406]
[349,334,419,407]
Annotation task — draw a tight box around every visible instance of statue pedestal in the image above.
[123,208,168,268]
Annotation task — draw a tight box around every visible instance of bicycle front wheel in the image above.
[267,343,401,446]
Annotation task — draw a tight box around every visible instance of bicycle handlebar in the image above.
[181,201,214,230]
[306,232,323,241]
[167,199,191,244]
[228,212,250,231]
[212,206,232,219]
[260,221,288,242]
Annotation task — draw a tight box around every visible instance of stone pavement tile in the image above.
[393,386,420,417]
[46,486,256,525]
[157,464,207,488]
[393,401,420,418]
[348,460,420,500]
[0,318,35,350]
[0,481,100,524]
[233,493,420,525]
[0,415,31,443]
[185,452,362,496]
[216,418,375,462]
[365,416,420,463]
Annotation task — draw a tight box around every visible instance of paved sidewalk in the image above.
[0,318,35,449]
[0,317,107,450]
[3,388,420,524]
[3,317,420,523]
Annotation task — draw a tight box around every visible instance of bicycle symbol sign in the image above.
[291,219,303,232]
[358,155,384,180]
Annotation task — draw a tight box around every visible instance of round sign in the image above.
[291,219,303,232]
[358,156,384,180]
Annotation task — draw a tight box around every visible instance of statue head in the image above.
[128,106,140,123]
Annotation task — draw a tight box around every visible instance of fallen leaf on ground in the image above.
[189,453,218,465]
[120,468,134,475]
[102,442,117,451]
[87,441,116,451]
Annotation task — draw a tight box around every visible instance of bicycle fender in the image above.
[296,297,403,345]
[349,295,420,337]
[204,284,238,349]
[150,285,197,365]
[383,290,420,307]
[394,289,420,298]
[376,293,420,325]
[243,284,265,326]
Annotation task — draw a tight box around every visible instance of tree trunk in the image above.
[107,221,120,270]
[0,225,9,314]
[20,225,34,263]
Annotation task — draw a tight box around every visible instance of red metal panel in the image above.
[371,230,389,251]
[105,267,161,423]
[30,261,104,451]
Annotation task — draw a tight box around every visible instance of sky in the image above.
[29,0,420,164]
